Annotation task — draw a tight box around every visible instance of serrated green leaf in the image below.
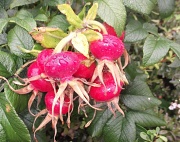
[35,14,48,22]
[130,111,166,127]
[48,15,69,31]
[4,78,29,113]
[0,51,16,77]
[121,80,161,110]
[97,0,126,36]
[85,3,98,20]
[10,0,39,9]
[158,0,175,18]
[15,9,33,19]
[0,33,7,45]
[30,27,67,48]
[0,19,8,33]
[57,4,83,28]
[0,124,6,142]
[169,42,180,59]
[103,113,136,142]
[0,93,31,142]
[71,33,89,58]
[8,25,34,59]
[88,109,165,142]
[10,17,36,32]
[125,20,148,42]
[143,35,170,66]
[123,0,157,15]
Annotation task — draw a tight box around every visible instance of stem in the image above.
[17,46,41,56]
[84,20,108,34]
[53,32,77,53]
[0,44,8,48]
[14,60,36,76]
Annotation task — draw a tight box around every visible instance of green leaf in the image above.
[10,0,39,9]
[121,79,161,110]
[130,111,166,127]
[11,55,24,71]
[123,0,157,15]
[169,42,180,59]
[0,33,7,45]
[158,0,175,18]
[143,23,158,36]
[0,8,8,18]
[136,125,147,142]
[19,109,48,142]
[0,18,8,33]
[46,0,66,6]
[97,0,126,36]
[140,132,150,141]
[30,27,67,48]
[143,35,170,66]
[103,113,136,142]
[87,109,113,137]
[57,4,83,28]
[0,0,12,9]
[34,14,48,22]
[125,20,148,42]
[10,17,36,32]
[87,109,165,142]
[15,9,33,19]
[85,3,98,20]
[0,93,31,142]
[48,15,69,31]
[0,8,8,33]
[124,62,142,82]
[159,136,168,142]
[8,25,34,59]
[0,51,16,77]
[0,124,6,142]
[4,78,29,113]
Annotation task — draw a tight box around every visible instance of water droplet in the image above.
[112,42,118,46]
[59,59,68,65]
[63,54,67,58]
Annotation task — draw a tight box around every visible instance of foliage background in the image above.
[0,0,179,142]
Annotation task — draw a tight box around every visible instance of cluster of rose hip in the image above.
[1,22,128,141]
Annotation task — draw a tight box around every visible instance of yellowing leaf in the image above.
[57,4,83,28]
[82,29,103,42]
[30,27,67,48]
[85,3,98,20]
[71,33,89,58]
